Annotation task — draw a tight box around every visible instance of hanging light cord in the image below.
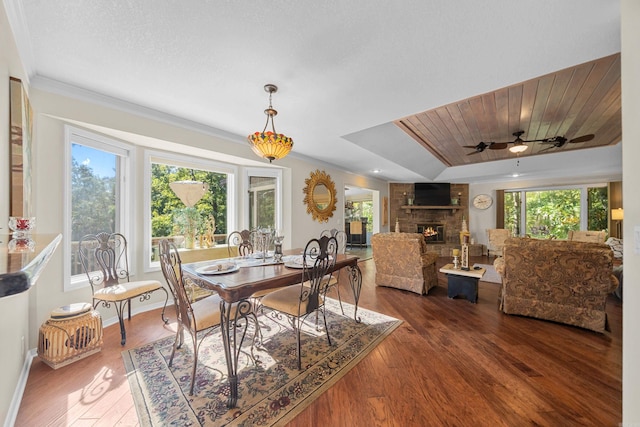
[262,88,278,134]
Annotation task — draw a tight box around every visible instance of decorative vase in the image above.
[184,233,195,249]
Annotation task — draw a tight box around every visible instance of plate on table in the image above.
[250,251,274,259]
[196,263,239,275]
[283,255,305,269]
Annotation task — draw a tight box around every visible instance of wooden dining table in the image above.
[181,250,362,408]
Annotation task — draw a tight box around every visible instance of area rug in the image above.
[472,263,502,284]
[123,298,401,426]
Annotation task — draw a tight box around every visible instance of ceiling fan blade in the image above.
[538,145,557,153]
[465,141,492,153]
[489,143,508,150]
[522,138,552,143]
[569,134,595,143]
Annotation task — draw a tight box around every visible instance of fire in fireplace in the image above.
[417,223,446,243]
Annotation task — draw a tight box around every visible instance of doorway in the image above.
[344,185,379,247]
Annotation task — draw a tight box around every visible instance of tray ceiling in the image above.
[395,54,621,167]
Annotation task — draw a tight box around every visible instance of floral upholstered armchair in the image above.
[371,232,439,295]
[494,237,618,332]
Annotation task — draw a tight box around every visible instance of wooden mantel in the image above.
[401,205,463,214]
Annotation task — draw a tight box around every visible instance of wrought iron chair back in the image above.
[227,230,254,257]
[300,235,338,315]
[78,232,130,290]
[158,239,223,395]
[158,240,194,329]
[319,229,347,314]
[77,232,169,345]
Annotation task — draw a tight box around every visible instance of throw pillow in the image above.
[605,237,623,259]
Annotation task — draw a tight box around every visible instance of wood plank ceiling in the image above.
[394,53,621,167]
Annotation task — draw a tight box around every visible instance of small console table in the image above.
[439,263,485,303]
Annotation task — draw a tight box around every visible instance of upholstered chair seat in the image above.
[261,285,322,316]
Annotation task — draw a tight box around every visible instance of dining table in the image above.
[181,250,362,408]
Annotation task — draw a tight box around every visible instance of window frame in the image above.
[244,167,283,232]
[143,149,238,272]
[64,125,134,291]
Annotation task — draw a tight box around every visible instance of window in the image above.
[144,151,237,270]
[245,168,283,232]
[347,200,373,232]
[65,126,132,290]
[504,185,609,239]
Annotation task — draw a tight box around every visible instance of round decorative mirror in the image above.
[303,169,337,223]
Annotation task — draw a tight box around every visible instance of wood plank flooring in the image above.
[15,256,622,426]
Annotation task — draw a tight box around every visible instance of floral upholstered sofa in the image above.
[494,237,618,332]
[371,232,439,295]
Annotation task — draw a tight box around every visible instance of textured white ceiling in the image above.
[6,0,621,182]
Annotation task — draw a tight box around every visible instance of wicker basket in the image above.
[38,309,103,369]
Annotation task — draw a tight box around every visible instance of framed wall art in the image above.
[9,77,33,217]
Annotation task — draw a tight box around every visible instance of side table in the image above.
[439,263,485,303]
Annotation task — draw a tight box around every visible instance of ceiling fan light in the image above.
[509,143,528,154]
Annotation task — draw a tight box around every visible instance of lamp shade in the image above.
[248,132,293,162]
[169,180,209,207]
[612,208,624,221]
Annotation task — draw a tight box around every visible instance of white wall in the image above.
[0,3,32,423]
[621,0,639,422]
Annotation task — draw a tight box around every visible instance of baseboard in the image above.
[4,348,36,427]
[4,300,170,427]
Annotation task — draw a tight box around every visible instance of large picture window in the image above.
[65,127,132,290]
[144,151,237,270]
[504,185,609,239]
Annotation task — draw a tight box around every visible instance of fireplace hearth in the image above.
[418,223,445,243]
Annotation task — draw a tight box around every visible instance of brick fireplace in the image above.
[389,182,475,256]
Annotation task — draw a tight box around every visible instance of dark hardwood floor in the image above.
[16,256,622,426]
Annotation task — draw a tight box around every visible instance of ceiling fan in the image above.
[465,131,595,155]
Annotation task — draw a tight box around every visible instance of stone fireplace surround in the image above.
[389,183,484,256]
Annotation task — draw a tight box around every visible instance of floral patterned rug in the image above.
[122,299,401,426]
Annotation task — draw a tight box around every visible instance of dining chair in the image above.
[158,239,228,395]
[227,229,254,257]
[320,229,347,315]
[78,232,169,346]
[260,235,338,369]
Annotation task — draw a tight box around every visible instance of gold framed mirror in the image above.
[303,169,337,223]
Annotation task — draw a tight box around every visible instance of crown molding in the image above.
[3,0,35,83]
[30,75,249,145]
